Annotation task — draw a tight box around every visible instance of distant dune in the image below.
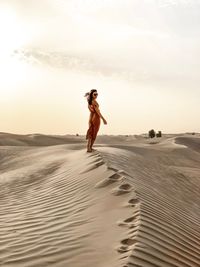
[0,132,85,146]
[0,132,184,146]
[0,133,200,267]
[175,136,200,153]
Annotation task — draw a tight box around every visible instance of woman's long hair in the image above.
[84,89,97,105]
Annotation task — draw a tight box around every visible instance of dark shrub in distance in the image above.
[156,131,162,138]
[148,129,156,138]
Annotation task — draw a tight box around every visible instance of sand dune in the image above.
[0,132,86,146]
[0,133,200,266]
[175,136,200,153]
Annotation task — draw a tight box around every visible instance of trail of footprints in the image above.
[90,151,141,266]
[89,151,200,267]
[79,152,105,174]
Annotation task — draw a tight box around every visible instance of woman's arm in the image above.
[93,101,107,124]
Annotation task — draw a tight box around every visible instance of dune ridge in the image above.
[0,144,137,267]
[0,134,200,267]
[97,138,200,267]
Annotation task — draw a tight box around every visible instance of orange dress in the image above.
[86,102,101,141]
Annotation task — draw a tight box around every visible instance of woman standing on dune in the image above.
[85,89,107,152]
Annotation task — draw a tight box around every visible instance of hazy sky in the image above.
[0,0,200,135]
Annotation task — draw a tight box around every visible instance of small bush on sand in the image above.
[148,129,156,138]
[156,131,162,138]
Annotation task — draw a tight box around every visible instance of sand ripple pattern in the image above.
[0,146,135,267]
[98,144,200,267]
[1,137,200,267]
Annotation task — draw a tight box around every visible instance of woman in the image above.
[85,89,107,152]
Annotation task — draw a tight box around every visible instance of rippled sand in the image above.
[0,133,200,267]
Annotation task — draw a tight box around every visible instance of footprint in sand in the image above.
[121,238,137,246]
[95,173,123,188]
[119,183,132,190]
[117,213,140,227]
[128,198,140,207]
[124,214,140,223]
[79,159,105,174]
[117,238,136,254]
[117,244,130,253]
[111,182,132,195]
[109,173,123,181]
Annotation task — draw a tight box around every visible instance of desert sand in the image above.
[0,132,200,267]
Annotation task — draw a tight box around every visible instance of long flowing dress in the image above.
[86,102,101,142]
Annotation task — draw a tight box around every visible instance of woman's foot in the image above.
[87,148,96,153]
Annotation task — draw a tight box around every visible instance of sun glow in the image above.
[0,6,33,99]
[0,7,30,55]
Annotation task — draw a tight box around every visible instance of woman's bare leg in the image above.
[91,139,95,150]
[87,138,92,152]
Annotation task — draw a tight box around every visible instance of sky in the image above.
[0,0,200,135]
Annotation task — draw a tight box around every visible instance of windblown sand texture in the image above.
[0,133,200,267]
